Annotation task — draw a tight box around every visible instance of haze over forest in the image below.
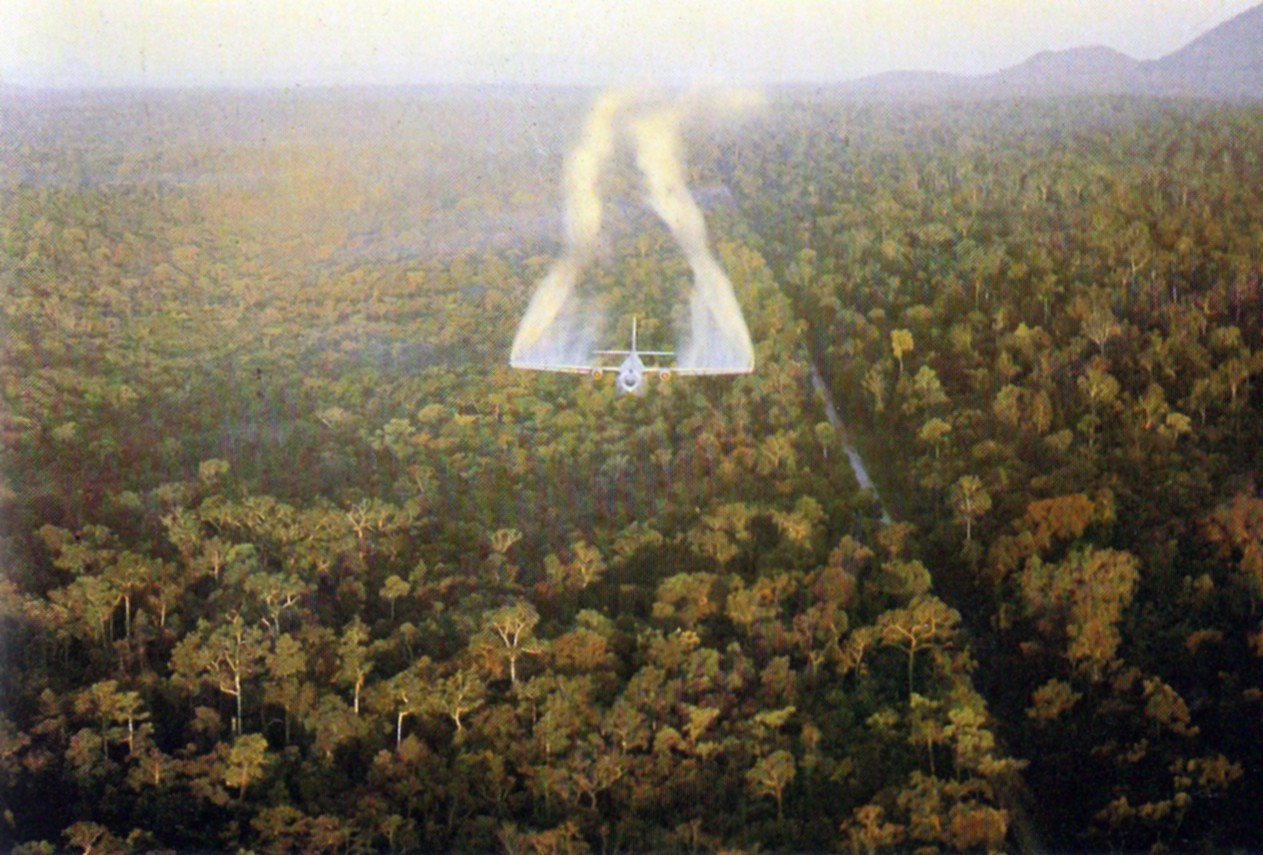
[3,1,1260,88]
[3,4,1263,854]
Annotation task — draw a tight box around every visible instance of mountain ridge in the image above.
[841,2,1263,100]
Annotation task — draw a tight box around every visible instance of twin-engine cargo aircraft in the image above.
[511,318,750,394]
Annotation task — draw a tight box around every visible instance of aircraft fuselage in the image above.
[616,352,646,394]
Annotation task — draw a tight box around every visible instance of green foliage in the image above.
[734,93,1263,851]
[6,87,1263,852]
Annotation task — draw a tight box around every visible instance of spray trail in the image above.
[510,92,625,366]
[630,107,753,371]
[510,88,756,374]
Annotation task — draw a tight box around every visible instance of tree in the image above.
[336,618,374,715]
[486,528,523,588]
[263,632,309,745]
[563,734,628,809]
[862,363,889,414]
[758,431,799,477]
[170,614,269,735]
[384,662,430,749]
[551,626,613,673]
[301,693,362,761]
[917,417,952,459]
[814,421,836,460]
[950,476,992,544]
[652,573,721,628]
[992,384,1025,429]
[746,749,796,820]
[874,559,932,600]
[223,733,270,799]
[46,575,120,647]
[73,680,149,757]
[379,574,410,620]
[906,693,948,776]
[841,805,906,854]
[101,551,158,640]
[1020,546,1140,676]
[1203,491,1263,607]
[483,602,541,685]
[489,527,523,556]
[431,669,487,733]
[243,571,310,637]
[62,821,123,855]
[1082,305,1121,358]
[891,329,914,376]
[877,595,960,698]
[545,540,606,593]
[902,365,948,416]
[1027,679,1082,723]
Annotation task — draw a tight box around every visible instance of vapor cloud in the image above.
[510,88,756,373]
[509,91,627,366]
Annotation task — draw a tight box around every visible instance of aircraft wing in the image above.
[510,361,600,374]
[659,365,754,376]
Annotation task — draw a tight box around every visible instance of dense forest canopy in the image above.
[1,86,1262,852]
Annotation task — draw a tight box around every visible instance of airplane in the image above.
[511,317,750,394]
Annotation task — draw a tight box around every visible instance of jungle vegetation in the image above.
[1,86,1261,852]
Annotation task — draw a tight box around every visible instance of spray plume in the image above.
[509,91,625,366]
[510,89,756,373]
[630,107,753,370]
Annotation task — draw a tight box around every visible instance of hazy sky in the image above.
[2,0,1257,88]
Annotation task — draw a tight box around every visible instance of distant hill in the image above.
[988,46,1143,96]
[839,2,1263,100]
[1151,3,1263,97]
